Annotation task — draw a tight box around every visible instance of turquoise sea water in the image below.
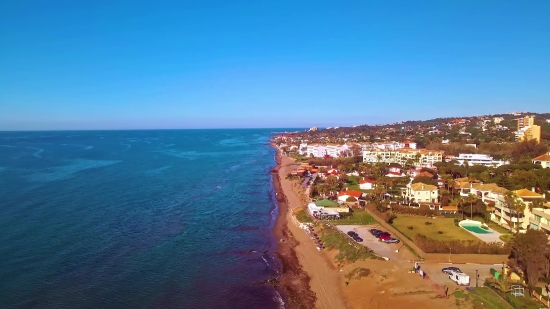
[0,130,284,309]
[461,224,492,234]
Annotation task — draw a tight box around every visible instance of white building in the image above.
[454,153,509,167]
[362,149,444,167]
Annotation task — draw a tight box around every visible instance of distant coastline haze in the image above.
[1,1,549,130]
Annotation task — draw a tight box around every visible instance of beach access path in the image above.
[278,154,348,309]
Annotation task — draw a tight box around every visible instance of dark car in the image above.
[377,232,391,238]
[442,267,462,274]
[347,231,358,237]
[384,238,400,244]
[370,229,383,236]
[353,236,363,242]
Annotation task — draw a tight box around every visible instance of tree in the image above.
[411,176,438,186]
[504,191,526,234]
[509,229,549,293]
[511,140,548,162]
[465,193,477,220]
[325,176,339,191]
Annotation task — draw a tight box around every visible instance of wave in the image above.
[27,159,121,183]
[27,147,44,158]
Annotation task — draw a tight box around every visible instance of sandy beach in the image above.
[272,151,347,309]
[272,150,459,309]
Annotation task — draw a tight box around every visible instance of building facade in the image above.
[362,149,443,167]
[533,152,550,168]
[454,153,509,167]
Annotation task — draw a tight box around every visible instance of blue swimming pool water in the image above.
[461,224,492,234]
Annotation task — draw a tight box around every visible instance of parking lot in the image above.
[420,263,498,287]
[336,224,414,261]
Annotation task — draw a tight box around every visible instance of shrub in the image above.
[407,226,414,230]
[481,225,489,230]
[413,234,510,254]
[425,221,433,225]
[385,213,397,224]
[437,231,443,234]
[454,218,460,226]
[345,267,371,281]
[388,205,436,217]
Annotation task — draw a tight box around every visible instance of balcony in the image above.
[532,208,550,221]
[530,217,550,232]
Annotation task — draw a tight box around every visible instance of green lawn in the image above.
[453,287,511,309]
[295,208,313,223]
[391,215,479,241]
[330,209,377,225]
[345,184,371,193]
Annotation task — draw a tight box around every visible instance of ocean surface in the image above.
[0,129,284,309]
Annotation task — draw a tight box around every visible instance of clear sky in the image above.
[1,1,549,130]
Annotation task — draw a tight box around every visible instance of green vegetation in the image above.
[318,226,377,263]
[344,267,371,281]
[499,234,514,243]
[453,287,512,309]
[330,209,376,225]
[295,208,313,223]
[392,215,479,241]
[485,280,543,309]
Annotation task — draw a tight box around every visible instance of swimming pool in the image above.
[461,224,492,234]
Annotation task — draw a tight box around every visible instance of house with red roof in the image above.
[337,189,364,202]
[359,178,374,190]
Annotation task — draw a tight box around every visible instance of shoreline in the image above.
[271,149,348,309]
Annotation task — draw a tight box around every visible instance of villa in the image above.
[533,152,550,168]
[404,182,439,204]
[491,189,545,233]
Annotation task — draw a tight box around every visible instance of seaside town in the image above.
[271,112,550,309]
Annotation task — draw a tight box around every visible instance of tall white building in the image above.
[454,153,509,167]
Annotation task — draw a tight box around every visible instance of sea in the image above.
[0,129,287,309]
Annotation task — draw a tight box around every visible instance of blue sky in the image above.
[1,1,549,130]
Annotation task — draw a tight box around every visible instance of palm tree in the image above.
[504,191,525,234]
[448,178,456,198]
[466,193,477,220]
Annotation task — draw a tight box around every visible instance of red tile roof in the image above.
[338,190,363,198]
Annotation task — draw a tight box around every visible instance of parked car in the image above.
[442,267,462,274]
[384,238,400,244]
[369,229,382,236]
[353,236,363,242]
[347,231,358,237]
[379,234,391,241]
[377,232,390,238]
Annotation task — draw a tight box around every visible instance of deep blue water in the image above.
[0,130,283,309]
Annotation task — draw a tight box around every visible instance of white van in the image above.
[449,271,470,286]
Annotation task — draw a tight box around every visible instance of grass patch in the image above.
[453,287,512,309]
[344,267,371,281]
[318,225,376,264]
[499,234,514,243]
[295,208,313,223]
[392,215,479,241]
[330,209,377,225]
[345,184,372,193]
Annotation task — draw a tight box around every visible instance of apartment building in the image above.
[362,149,444,167]
[517,116,534,130]
[516,125,541,143]
[530,201,550,239]
[454,153,509,167]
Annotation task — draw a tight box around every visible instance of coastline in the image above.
[271,149,348,309]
